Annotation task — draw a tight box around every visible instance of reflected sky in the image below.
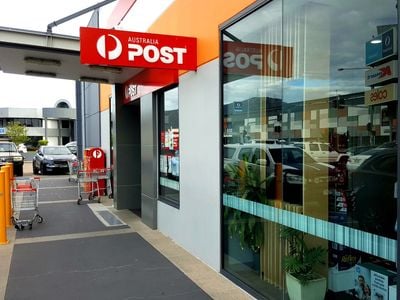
[223,0,397,104]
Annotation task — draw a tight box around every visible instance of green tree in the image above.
[38,139,49,146]
[6,122,28,145]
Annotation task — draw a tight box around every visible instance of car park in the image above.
[223,143,341,204]
[0,141,24,176]
[32,145,78,175]
[349,148,397,238]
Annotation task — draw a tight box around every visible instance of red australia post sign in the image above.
[80,27,197,70]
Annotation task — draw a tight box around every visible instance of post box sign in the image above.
[80,27,197,70]
[223,41,293,77]
[364,83,397,106]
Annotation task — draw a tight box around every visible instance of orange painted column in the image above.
[275,163,283,208]
[0,170,8,244]
[5,162,13,179]
[1,166,12,227]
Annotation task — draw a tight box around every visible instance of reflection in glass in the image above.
[159,86,180,205]
[221,0,397,299]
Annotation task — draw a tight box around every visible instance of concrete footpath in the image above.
[0,166,252,300]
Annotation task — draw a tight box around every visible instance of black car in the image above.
[223,144,342,205]
[349,148,397,238]
[0,141,24,176]
[33,146,77,175]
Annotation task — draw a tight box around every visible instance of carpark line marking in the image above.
[14,227,135,245]
[39,186,77,190]
[39,200,77,204]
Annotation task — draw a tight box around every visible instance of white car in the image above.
[293,141,339,163]
[17,143,27,153]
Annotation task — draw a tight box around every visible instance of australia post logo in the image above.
[80,27,197,70]
[223,41,293,77]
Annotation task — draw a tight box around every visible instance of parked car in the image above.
[250,139,287,145]
[345,145,376,156]
[346,142,397,174]
[17,143,27,153]
[65,141,77,155]
[32,145,77,175]
[0,141,24,176]
[223,143,341,204]
[349,148,397,238]
[293,141,340,163]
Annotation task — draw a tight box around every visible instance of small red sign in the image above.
[80,27,197,70]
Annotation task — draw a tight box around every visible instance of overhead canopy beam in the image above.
[46,0,116,33]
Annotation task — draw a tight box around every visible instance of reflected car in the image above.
[345,145,376,156]
[349,148,397,238]
[65,141,77,155]
[347,142,397,174]
[223,144,341,204]
[293,141,340,163]
[17,143,27,153]
[0,141,24,176]
[32,145,77,175]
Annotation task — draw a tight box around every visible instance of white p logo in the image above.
[96,34,122,60]
[93,149,102,159]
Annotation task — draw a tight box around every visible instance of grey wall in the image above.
[140,93,158,229]
[83,82,101,148]
[157,59,221,271]
[100,109,111,168]
[42,108,76,119]
[112,84,141,210]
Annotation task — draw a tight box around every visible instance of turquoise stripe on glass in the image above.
[223,194,396,262]
[160,177,180,191]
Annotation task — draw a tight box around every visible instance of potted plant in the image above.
[223,158,268,252]
[281,226,327,300]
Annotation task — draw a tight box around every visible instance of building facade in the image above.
[0,100,76,146]
[88,1,399,299]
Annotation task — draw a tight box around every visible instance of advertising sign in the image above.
[223,41,293,77]
[365,27,397,66]
[80,27,197,70]
[365,83,397,106]
[365,60,398,86]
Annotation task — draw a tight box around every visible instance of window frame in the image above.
[157,84,180,209]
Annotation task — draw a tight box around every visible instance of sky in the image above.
[0,0,173,108]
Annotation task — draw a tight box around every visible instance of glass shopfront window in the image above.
[221,1,398,299]
[159,86,180,207]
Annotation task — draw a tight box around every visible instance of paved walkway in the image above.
[1,173,253,300]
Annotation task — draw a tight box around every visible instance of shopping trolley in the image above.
[68,160,81,182]
[11,177,43,231]
[77,170,99,205]
[93,168,113,198]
